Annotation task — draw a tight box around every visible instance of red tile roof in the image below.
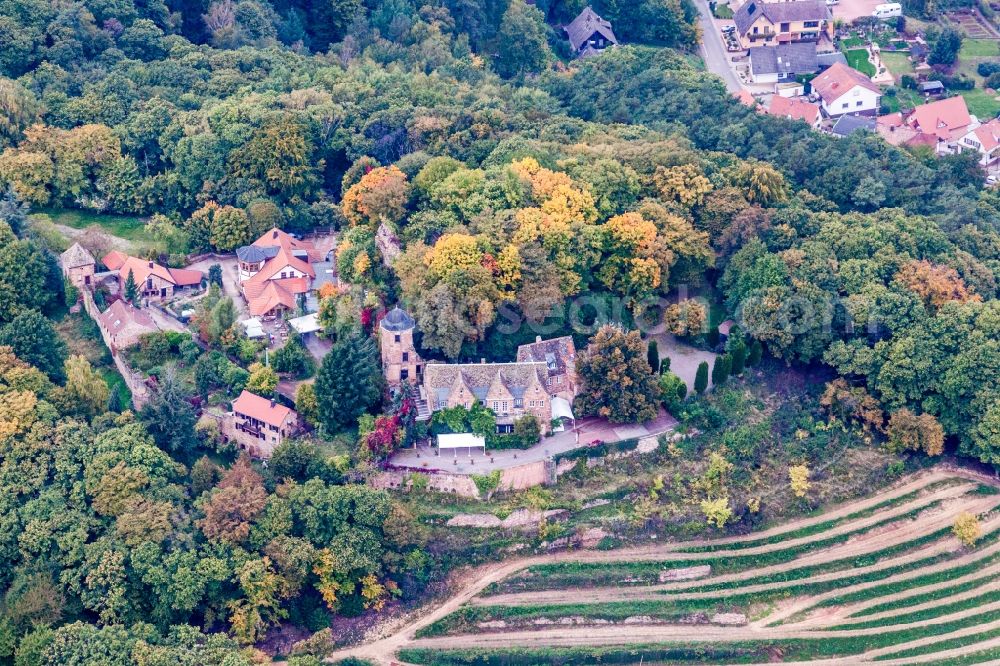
[969,118,1000,152]
[102,250,128,271]
[735,89,757,107]
[246,280,299,316]
[232,390,295,428]
[114,255,204,288]
[766,95,821,125]
[811,62,880,103]
[907,96,972,141]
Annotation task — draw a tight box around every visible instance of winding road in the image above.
[694,0,744,92]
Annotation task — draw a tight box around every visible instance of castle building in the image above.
[378,306,577,429]
[378,306,423,386]
[60,242,96,289]
[515,335,578,403]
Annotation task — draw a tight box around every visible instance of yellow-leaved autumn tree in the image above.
[654,163,713,207]
[789,464,811,498]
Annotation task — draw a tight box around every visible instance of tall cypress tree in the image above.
[748,340,764,366]
[124,268,138,304]
[730,341,747,376]
[647,339,660,374]
[694,361,709,395]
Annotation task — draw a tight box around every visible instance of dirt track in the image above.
[323,469,1000,665]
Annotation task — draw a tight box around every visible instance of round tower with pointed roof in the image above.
[379,306,422,386]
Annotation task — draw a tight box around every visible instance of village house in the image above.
[811,62,881,117]
[229,389,299,458]
[97,298,161,351]
[378,306,424,388]
[564,6,618,57]
[957,118,1000,166]
[766,94,822,127]
[905,96,975,154]
[748,42,818,84]
[733,0,831,47]
[60,242,96,289]
[102,251,204,300]
[515,335,578,403]
[236,228,330,318]
[877,96,976,153]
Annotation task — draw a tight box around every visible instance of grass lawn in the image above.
[960,39,1000,58]
[959,88,1000,118]
[845,49,876,76]
[37,208,149,242]
[880,51,913,77]
[713,3,734,19]
[841,35,865,49]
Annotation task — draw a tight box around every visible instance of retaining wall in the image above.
[80,289,150,409]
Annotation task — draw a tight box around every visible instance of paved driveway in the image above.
[184,255,248,320]
[389,408,677,474]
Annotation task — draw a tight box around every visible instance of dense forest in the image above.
[0,0,999,662]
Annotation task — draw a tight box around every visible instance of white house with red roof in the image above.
[905,96,975,154]
[811,62,881,117]
[229,389,300,458]
[766,95,822,128]
[957,118,1000,166]
[101,252,203,300]
[236,228,327,318]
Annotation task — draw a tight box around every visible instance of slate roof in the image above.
[380,306,415,332]
[516,336,576,376]
[749,42,818,76]
[831,114,877,137]
[60,242,95,269]
[734,0,830,36]
[236,245,279,262]
[423,362,550,407]
[816,51,848,69]
[564,6,618,52]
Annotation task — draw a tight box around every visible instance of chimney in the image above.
[148,261,153,268]
[536,335,542,343]
[480,358,486,364]
[272,230,278,239]
[270,400,276,408]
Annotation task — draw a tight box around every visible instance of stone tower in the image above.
[379,306,422,386]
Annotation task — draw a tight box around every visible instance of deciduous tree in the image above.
[575,325,659,424]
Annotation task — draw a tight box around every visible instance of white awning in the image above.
[437,433,486,450]
[551,396,575,421]
[242,317,265,338]
[289,312,321,334]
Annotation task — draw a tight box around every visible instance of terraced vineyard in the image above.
[328,470,1000,665]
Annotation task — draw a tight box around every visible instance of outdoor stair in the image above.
[414,398,431,421]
